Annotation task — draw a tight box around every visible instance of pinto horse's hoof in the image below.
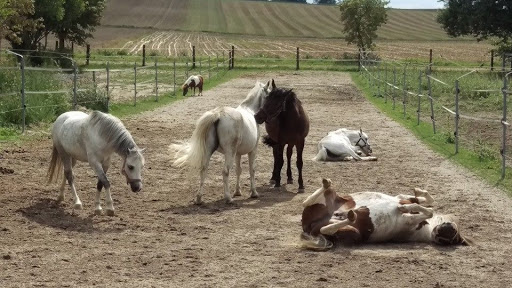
[233,190,242,197]
[106,209,115,217]
[269,179,276,185]
[225,198,234,204]
[287,179,293,185]
[94,209,103,215]
[250,191,259,198]
[73,203,83,210]
[297,188,305,194]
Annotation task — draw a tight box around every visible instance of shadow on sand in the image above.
[161,184,298,215]
[18,198,125,233]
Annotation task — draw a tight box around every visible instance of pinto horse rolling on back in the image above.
[182,75,204,96]
[254,80,310,193]
[301,179,471,250]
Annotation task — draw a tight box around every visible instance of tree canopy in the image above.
[339,0,389,53]
[3,0,105,51]
[438,0,512,53]
[315,0,337,4]
[0,0,38,46]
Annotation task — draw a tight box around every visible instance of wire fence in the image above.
[359,55,512,179]
[0,49,232,133]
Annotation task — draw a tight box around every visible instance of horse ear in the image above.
[264,81,270,90]
[271,79,276,90]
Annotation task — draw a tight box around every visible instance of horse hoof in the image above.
[106,209,115,217]
[297,188,305,194]
[250,192,259,199]
[269,179,276,185]
[57,196,64,203]
[233,190,242,197]
[225,198,234,204]
[74,203,83,210]
[287,179,293,184]
[94,209,103,215]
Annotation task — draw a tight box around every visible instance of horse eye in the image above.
[128,165,134,170]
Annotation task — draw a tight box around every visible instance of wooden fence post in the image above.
[142,44,146,67]
[231,45,234,69]
[86,44,90,65]
[296,47,299,70]
[491,50,495,72]
[192,46,196,69]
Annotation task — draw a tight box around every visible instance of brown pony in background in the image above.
[254,80,309,193]
[182,75,204,96]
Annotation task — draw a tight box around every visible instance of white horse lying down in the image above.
[313,128,376,161]
[300,179,470,250]
[170,81,273,204]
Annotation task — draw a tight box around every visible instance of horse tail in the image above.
[299,232,333,251]
[170,108,221,170]
[262,135,277,147]
[47,145,62,183]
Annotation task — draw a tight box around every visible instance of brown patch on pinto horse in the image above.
[328,206,375,245]
[302,179,356,236]
[399,197,420,205]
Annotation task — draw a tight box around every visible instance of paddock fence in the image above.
[2,45,512,179]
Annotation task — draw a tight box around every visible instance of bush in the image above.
[75,88,108,112]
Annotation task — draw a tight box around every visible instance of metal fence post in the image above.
[417,70,422,125]
[106,62,110,112]
[384,62,388,102]
[216,54,219,72]
[393,67,397,110]
[231,45,234,69]
[134,62,137,106]
[86,44,90,66]
[208,56,211,80]
[21,56,26,133]
[377,62,381,97]
[155,57,158,102]
[402,64,407,118]
[501,74,509,179]
[199,58,202,75]
[173,59,176,96]
[296,47,300,70]
[142,44,146,67]
[186,61,189,78]
[427,67,436,134]
[73,61,77,110]
[454,79,460,154]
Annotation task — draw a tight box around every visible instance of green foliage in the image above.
[339,0,389,52]
[0,0,39,46]
[75,88,107,112]
[438,0,512,53]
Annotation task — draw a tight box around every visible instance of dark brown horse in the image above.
[254,80,310,193]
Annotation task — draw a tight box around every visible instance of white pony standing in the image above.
[313,128,376,161]
[170,81,273,204]
[48,111,145,216]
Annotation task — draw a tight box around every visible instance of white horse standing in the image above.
[48,111,145,216]
[170,81,273,204]
[313,128,376,161]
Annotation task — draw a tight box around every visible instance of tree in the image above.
[339,0,389,54]
[51,0,106,50]
[437,0,512,54]
[0,0,39,48]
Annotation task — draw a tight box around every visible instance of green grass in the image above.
[352,72,512,195]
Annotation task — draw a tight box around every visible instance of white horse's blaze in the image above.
[48,111,145,216]
[301,179,469,250]
[314,128,375,162]
[170,81,273,204]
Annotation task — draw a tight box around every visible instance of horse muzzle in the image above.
[254,111,266,124]
[127,179,142,192]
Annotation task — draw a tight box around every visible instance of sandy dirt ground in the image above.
[1,71,512,287]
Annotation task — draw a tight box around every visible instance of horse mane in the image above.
[88,111,136,156]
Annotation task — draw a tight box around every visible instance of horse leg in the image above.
[397,203,434,225]
[94,158,111,214]
[233,154,242,197]
[296,140,305,193]
[286,144,294,184]
[57,176,66,203]
[270,145,278,185]
[248,150,259,198]
[222,151,235,204]
[320,210,357,235]
[273,144,285,188]
[413,188,435,206]
[62,156,82,210]
[89,160,113,216]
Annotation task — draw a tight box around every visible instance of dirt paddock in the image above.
[1,71,511,287]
